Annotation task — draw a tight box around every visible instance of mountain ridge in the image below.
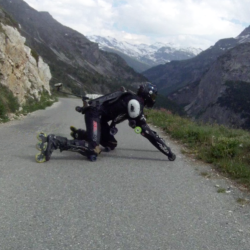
[87,35,202,72]
[143,25,250,96]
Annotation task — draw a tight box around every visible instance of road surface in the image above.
[0,98,250,250]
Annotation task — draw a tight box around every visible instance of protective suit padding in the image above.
[100,119,117,149]
[84,107,101,148]
[51,135,100,156]
[141,124,172,157]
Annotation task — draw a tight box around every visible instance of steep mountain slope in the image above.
[0,0,147,95]
[102,46,151,73]
[184,42,250,129]
[88,35,202,73]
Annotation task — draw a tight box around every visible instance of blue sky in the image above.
[112,0,127,8]
[229,19,249,27]
[24,0,250,50]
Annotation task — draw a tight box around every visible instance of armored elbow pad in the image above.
[128,99,141,118]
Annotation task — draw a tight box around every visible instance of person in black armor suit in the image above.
[44,82,176,162]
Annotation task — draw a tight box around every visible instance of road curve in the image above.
[0,98,250,250]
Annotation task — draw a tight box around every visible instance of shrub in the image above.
[210,137,239,159]
[22,91,56,114]
[0,84,19,121]
[0,101,6,118]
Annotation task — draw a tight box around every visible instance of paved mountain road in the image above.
[0,98,250,250]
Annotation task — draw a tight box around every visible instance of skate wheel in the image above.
[134,126,142,134]
[35,153,46,163]
[110,127,118,136]
[70,126,77,132]
[36,142,47,151]
[168,153,176,161]
[37,132,47,141]
[88,155,97,162]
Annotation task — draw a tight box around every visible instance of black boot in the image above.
[45,135,101,161]
[66,139,101,158]
[45,134,69,161]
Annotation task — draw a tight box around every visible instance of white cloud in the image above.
[25,0,250,49]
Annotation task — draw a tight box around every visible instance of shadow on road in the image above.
[18,145,172,163]
[115,147,159,153]
[103,154,169,162]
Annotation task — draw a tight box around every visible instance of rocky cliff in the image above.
[0,8,51,105]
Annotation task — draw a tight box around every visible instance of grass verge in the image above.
[0,84,57,123]
[21,91,57,114]
[145,108,250,189]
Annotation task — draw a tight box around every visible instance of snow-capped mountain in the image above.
[236,25,250,44]
[87,35,202,72]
